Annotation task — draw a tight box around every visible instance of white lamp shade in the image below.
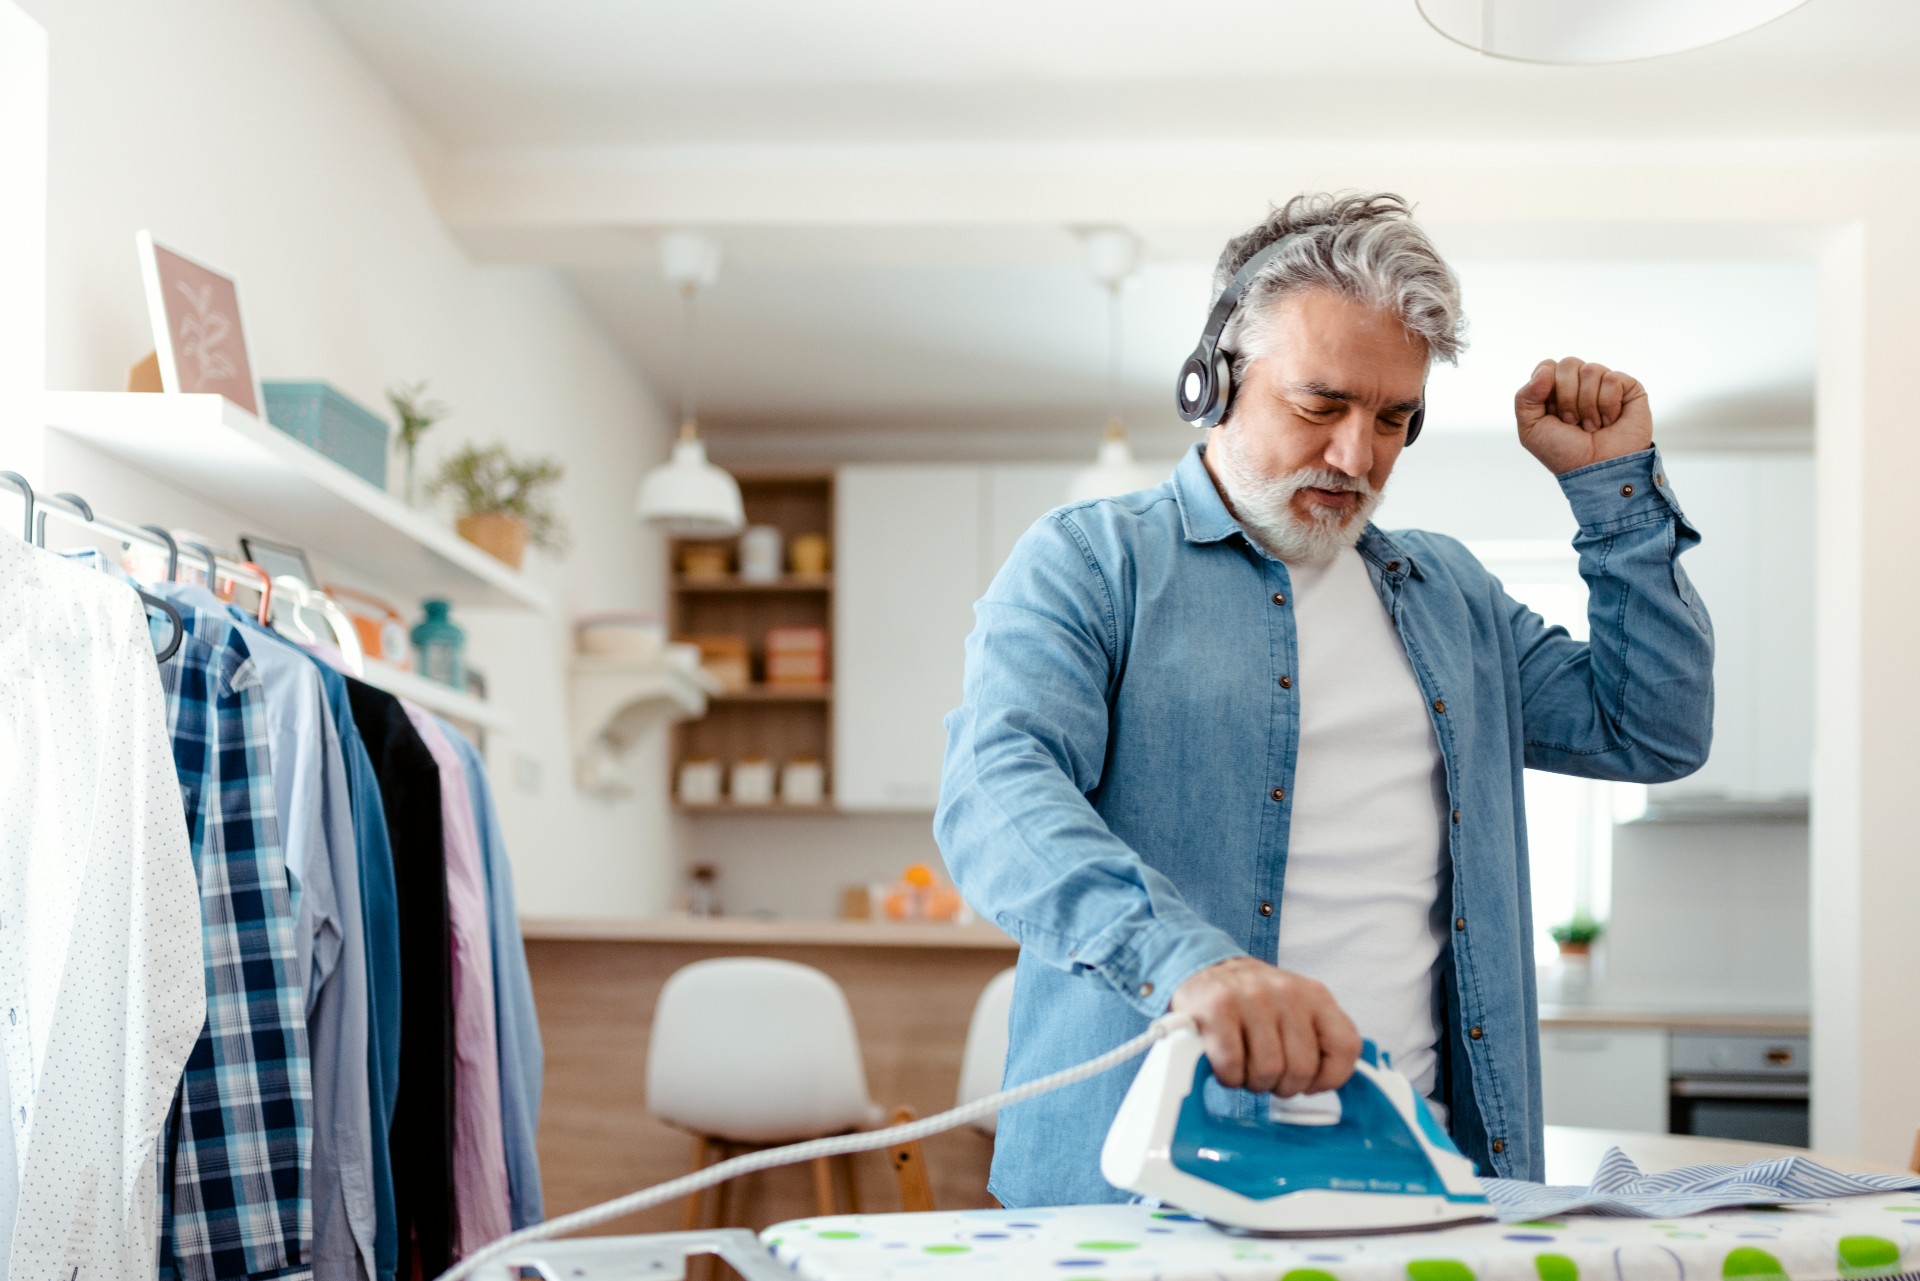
[1416,0,1808,64]
[1068,436,1165,504]
[636,436,745,536]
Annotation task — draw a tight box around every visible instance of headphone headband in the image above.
[1174,230,1427,445]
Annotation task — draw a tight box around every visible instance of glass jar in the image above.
[411,598,467,688]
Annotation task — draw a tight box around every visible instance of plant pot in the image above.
[457,512,529,570]
[1556,941,1592,958]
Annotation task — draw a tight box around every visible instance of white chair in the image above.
[647,957,885,1227]
[955,967,1017,1136]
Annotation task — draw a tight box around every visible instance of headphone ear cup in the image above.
[1206,352,1234,428]
[1175,347,1219,425]
[1405,403,1425,447]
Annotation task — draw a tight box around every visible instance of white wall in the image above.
[0,2,46,478]
[25,0,677,917]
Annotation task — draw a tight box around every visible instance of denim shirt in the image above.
[935,442,1712,1208]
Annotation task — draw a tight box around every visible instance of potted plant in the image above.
[388,380,447,506]
[1548,913,1604,957]
[429,442,569,571]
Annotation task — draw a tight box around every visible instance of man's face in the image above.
[1204,287,1430,558]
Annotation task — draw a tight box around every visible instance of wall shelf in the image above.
[572,655,720,795]
[358,658,512,730]
[709,684,831,703]
[673,800,837,815]
[43,390,554,612]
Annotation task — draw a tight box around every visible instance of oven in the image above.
[1668,1032,1810,1147]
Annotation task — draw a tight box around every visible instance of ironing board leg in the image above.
[811,1156,837,1216]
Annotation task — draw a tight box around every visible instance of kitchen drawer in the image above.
[1669,1032,1808,1077]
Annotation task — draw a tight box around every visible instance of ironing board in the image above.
[760,1199,1920,1281]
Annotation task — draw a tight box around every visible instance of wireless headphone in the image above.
[1173,235,1426,445]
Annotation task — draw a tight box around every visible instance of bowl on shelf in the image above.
[576,611,668,659]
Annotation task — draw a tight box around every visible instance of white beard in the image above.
[1212,434,1385,567]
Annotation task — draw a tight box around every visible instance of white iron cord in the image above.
[434,1012,1195,1281]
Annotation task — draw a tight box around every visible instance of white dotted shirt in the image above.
[0,535,205,1281]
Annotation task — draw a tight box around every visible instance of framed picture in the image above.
[136,230,262,416]
[238,535,315,589]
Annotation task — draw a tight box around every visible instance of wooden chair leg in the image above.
[834,1152,862,1215]
[1909,1127,1919,1175]
[885,1106,935,1213]
[811,1156,839,1216]
[682,1135,715,1231]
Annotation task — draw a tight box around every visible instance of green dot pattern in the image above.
[1406,1261,1477,1281]
[1280,1271,1341,1281]
[922,1244,971,1255]
[1073,1242,1140,1252]
[1721,1246,1789,1279]
[816,1230,860,1240]
[1534,1253,1578,1281]
[1838,1234,1901,1272]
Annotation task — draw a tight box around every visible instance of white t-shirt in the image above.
[1274,546,1451,1111]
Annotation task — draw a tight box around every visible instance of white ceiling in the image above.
[317,0,1918,145]
[308,0,1872,459]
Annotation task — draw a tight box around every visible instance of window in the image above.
[1467,541,1617,964]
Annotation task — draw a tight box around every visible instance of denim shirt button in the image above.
[1469,1025,1484,1040]
[1138,982,1154,998]
[1271,592,1287,606]
[1492,1138,1505,1155]
[1270,787,1286,802]
[1278,675,1292,689]
[1454,916,1467,932]
[1621,483,1636,497]
[1258,901,1273,917]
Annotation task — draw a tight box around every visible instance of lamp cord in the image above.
[434,1014,1193,1281]
[680,281,700,430]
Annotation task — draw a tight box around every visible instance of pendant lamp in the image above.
[1416,0,1808,64]
[635,233,745,536]
[1068,228,1162,504]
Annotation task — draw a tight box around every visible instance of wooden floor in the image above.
[528,937,1012,1236]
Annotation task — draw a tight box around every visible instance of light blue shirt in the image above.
[447,728,545,1228]
[936,443,1713,1207]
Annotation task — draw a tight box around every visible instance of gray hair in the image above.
[1212,192,1466,384]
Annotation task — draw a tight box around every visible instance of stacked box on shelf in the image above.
[261,381,391,490]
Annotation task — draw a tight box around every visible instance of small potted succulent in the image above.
[429,442,569,570]
[1548,913,1604,958]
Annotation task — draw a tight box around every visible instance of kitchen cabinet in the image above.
[833,465,986,810]
[1539,1027,1670,1132]
[1646,453,1813,806]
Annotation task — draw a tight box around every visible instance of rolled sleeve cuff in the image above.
[1556,448,1687,535]
[1079,917,1245,1018]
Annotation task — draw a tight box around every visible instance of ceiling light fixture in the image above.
[1069,228,1162,505]
[635,232,745,537]
[1415,0,1808,64]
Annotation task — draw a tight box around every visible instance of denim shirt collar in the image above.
[1170,442,1423,583]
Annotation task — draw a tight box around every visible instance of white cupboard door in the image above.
[834,465,985,811]
[1539,1027,1670,1132]
[983,464,1079,587]
[1748,454,1814,797]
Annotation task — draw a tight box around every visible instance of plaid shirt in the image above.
[158,605,313,1281]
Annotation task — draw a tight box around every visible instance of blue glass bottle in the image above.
[411,598,467,689]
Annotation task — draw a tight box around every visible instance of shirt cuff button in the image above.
[1621,483,1636,497]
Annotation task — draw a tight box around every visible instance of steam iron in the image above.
[1100,1020,1492,1236]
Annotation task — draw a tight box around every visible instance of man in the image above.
[934,191,1713,1208]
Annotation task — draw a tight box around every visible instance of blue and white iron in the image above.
[1101,1019,1492,1235]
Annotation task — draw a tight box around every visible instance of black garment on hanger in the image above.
[345,677,457,1276]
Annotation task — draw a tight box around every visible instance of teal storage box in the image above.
[261,381,391,490]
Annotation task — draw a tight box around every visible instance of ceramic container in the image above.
[678,759,722,806]
[730,758,775,805]
[739,524,783,582]
[781,758,826,806]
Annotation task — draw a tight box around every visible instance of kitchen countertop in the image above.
[1539,1002,1808,1034]
[519,915,1018,949]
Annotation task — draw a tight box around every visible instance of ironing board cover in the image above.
[763,1199,1920,1281]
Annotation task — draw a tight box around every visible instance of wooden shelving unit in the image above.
[670,473,836,809]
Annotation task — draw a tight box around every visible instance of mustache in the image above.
[1284,468,1374,497]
